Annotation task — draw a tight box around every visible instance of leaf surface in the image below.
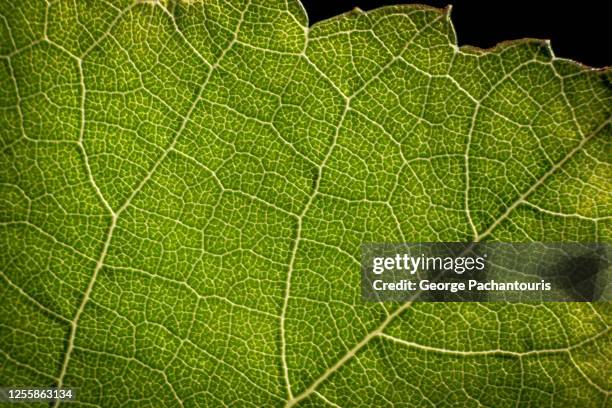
[0,1,610,407]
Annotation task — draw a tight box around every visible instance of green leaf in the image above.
[1,1,610,407]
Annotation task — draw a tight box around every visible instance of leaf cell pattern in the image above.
[0,1,610,407]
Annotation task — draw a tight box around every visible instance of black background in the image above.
[300,0,611,67]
